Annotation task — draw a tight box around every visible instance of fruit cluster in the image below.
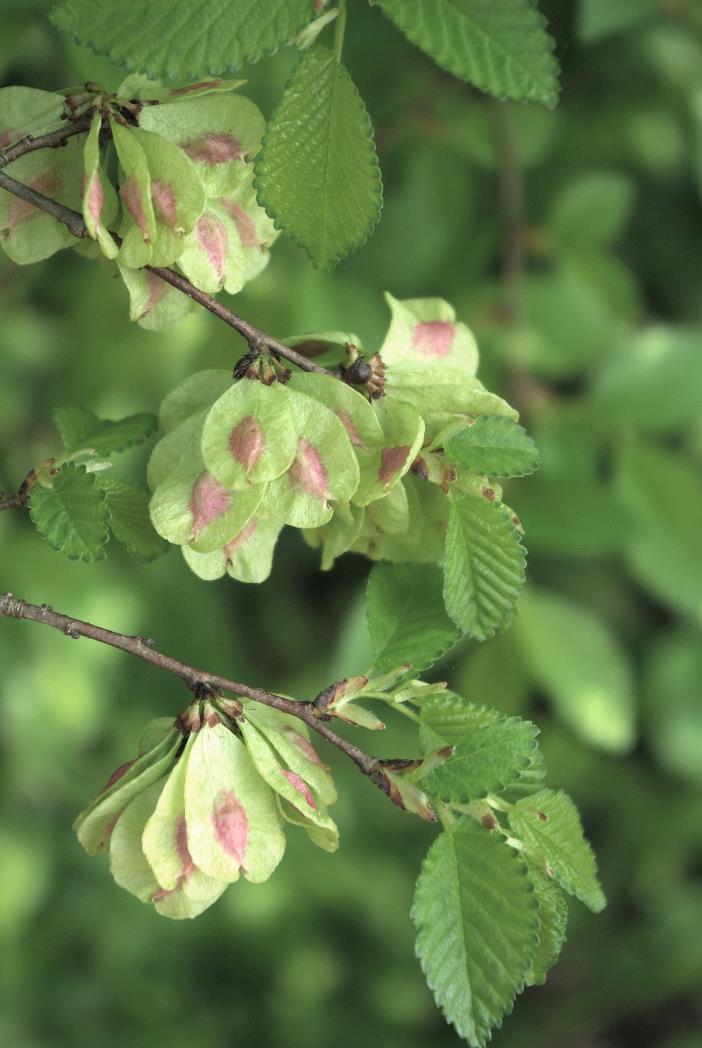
[0,79,277,328]
[148,293,521,582]
[74,697,338,919]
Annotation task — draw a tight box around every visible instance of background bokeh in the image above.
[1,2,701,1046]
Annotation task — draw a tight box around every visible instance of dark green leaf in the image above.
[443,416,540,477]
[254,45,382,270]
[102,480,168,561]
[28,463,109,562]
[443,489,526,641]
[366,563,460,674]
[375,0,560,108]
[52,0,315,80]
[412,819,538,1047]
[53,406,158,456]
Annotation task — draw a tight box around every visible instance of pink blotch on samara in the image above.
[139,271,167,319]
[221,200,259,248]
[212,788,249,865]
[0,129,16,150]
[228,416,264,473]
[120,175,150,238]
[196,212,228,282]
[7,170,59,230]
[188,471,230,539]
[378,445,410,486]
[411,320,456,358]
[100,758,136,794]
[85,171,104,227]
[289,438,329,502]
[283,726,330,770]
[151,179,179,228]
[224,518,257,561]
[174,813,196,881]
[183,133,244,166]
[282,769,317,810]
[336,410,364,448]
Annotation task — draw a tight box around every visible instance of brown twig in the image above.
[0,124,331,376]
[0,494,24,512]
[0,593,396,800]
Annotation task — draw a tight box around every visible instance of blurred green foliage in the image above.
[1,1,701,1045]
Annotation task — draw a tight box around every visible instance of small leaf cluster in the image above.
[75,696,338,920]
[0,80,277,328]
[28,406,164,562]
[149,294,537,637]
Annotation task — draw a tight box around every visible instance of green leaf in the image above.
[508,789,606,913]
[591,327,702,435]
[577,0,660,43]
[644,628,702,785]
[547,171,634,248]
[421,704,540,803]
[29,463,110,562]
[514,588,636,753]
[443,416,540,477]
[443,489,526,642]
[366,563,460,674]
[102,480,168,561]
[412,819,538,1047]
[375,0,560,108]
[53,406,158,456]
[254,45,382,270]
[526,872,568,986]
[615,444,702,625]
[52,0,316,80]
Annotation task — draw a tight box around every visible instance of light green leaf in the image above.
[201,379,298,490]
[443,416,539,477]
[29,463,110,562]
[508,789,606,913]
[254,45,382,270]
[138,92,265,196]
[184,721,285,884]
[102,479,168,561]
[644,628,702,785]
[375,0,560,108]
[183,514,283,583]
[82,111,119,259]
[615,444,702,625]
[526,873,568,986]
[421,709,540,804]
[443,488,526,642]
[53,405,158,456]
[52,0,316,80]
[118,265,193,331]
[366,562,460,674]
[159,370,231,433]
[412,819,538,1047]
[591,327,702,435]
[547,170,634,248]
[261,389,360,528]
[514,588,636,753]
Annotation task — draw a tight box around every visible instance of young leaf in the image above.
[412,819,538,1048]
[421,712,540,803]
[53,405,158,456]
[525,872,568,987]
[443,489,526,641]
[102,479,168,561]
[28,463,109,562]
[508,789,606,913]
[375,0,560,109]
[254,45,382,270]
[443,416,540,478]
[515,588,636,753]
[52,1,316,81]
[366,562,460,674]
